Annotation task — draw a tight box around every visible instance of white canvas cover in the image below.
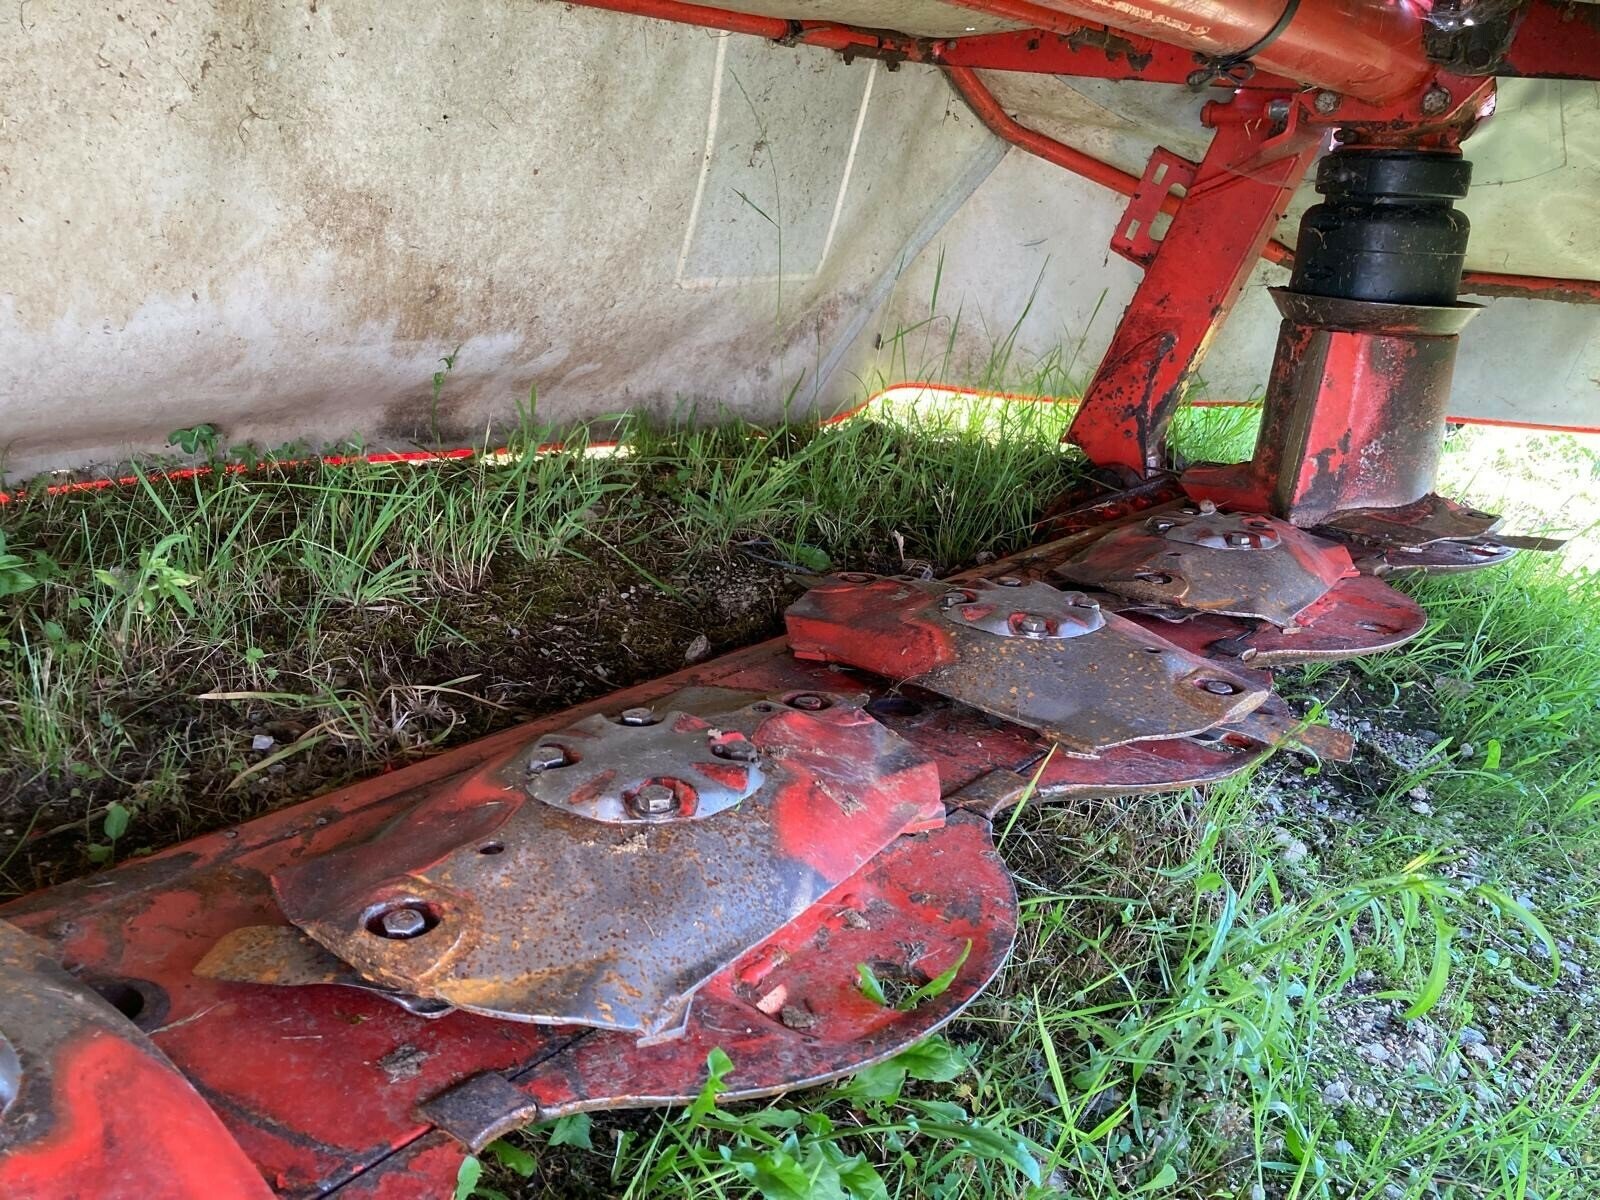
[2,1,1595,480]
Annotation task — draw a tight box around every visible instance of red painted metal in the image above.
[1109,148,1198,268]
[1492,0,1600,80]
[0,921,273,1200]
[936,23,1232,82]
[1456,271,1600,306]
[1053,505,1357,628]
[544,0,1600,320]
[1121,573,1429,665]
[1182,290,1480,524]
[267,692,944,1040]
[944,66,1167,211]
[785,574,1272,754]
[947,0,1435,101]
[1066,101,1320,473]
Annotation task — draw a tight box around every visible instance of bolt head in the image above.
[788,693,829,711]
[1017,615,1049,637]
[1266,98,1291,123]
[379,907,428,939]
[939,590,970,609]
[711,740,758,763]
[993,576,1023,587]
[1314,90,1341,114]
[1422,86,1452,116]
[633,784,678,816]
[527,744,568,772]
[1200,679,1240,696]
[619,707,657,726]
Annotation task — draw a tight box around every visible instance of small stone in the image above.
[1332,1140,1354,1156]
[1360,1041,1391,1064]
[1459,742,1475,759]
[684,634,711,664]
[251,733,276,752]
[1273,828,1310,865]
[1321,1079,1350,1104]
[1459,1027,1487,1046]
[1465,1042,1496,1065]
[1410,800,1434,815]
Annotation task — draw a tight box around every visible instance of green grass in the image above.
[4,391,1600,1200]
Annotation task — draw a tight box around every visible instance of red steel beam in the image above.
[1066,105,1322,472]
[946,0,1434,102]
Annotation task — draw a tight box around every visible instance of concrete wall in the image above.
[1,2,999,479]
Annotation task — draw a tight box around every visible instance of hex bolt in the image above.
[526,744,568,773]
[1198,500,1218,515]
[1016,614,1050,637]
[993,576,1023,587]
[1314,90,1341,115]
[632,784,678,817]
[1199,679,1241,695]
[1224,532,1255,548]
[711,740,759,763]
[1421,86,1452,116]
[939,591,970,609]
[788,693,830,711]
[619,706,657,726]
[1266,97,1292,123]
[378,907,429,939]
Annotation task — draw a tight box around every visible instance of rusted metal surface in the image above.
[948,0,1435,101]
[1066,119,1321,473]
[1053,502,1355,628]
[1344,537,1520,576]
[1318,492,1500,549]
[337,812,1016,1190]
[0,920,272,1200]
[510,705,771,824]
[787,574,1269,755]
[510,811,1015,1119]
[1225,694,1355,761]
[197,925,456,1019]
[1303,494,1564,576]
[1184,293,1482,525]
[270,692,942,1041]
[1122,573,1428,665]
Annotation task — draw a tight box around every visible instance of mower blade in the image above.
[787,574,1269,756]
[1053,503,1355,629]
[270,692,944,1040]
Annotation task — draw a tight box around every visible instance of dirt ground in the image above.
[0,546,802,898]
